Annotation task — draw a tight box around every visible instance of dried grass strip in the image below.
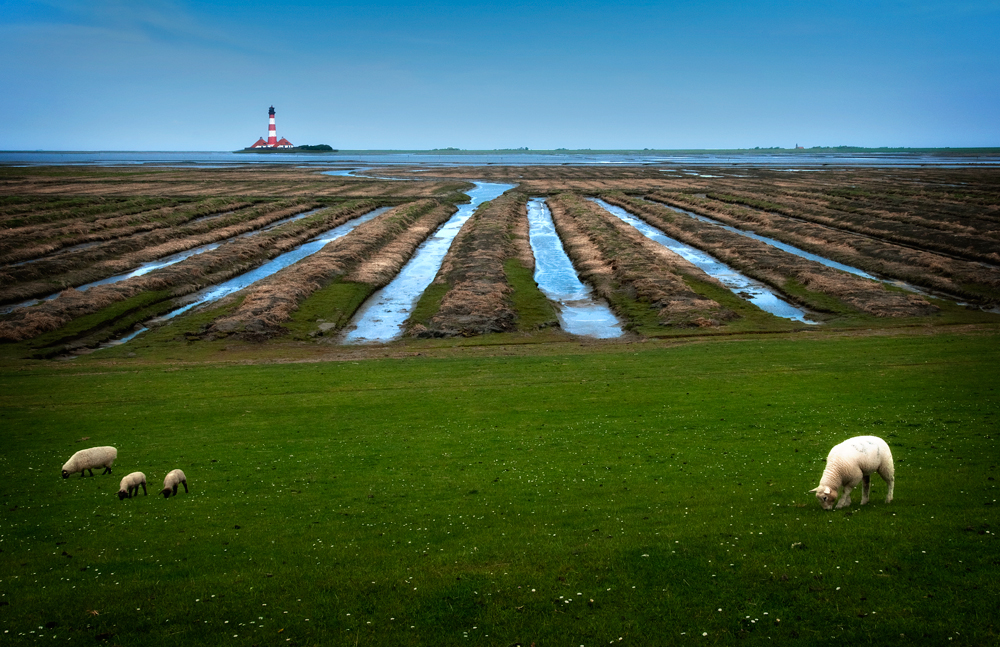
[647,191,1000,303]
[548,194,735,328]
[412,192,527,337]
[344,202,458,286]
[702,188,1000,264]
[0,201,379,342]
[208,200,448,338]
[0,201,325,302]
[605,194,937,317]
[0,198,260,266]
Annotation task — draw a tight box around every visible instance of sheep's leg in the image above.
[835,486,853,509]
[181,480,188,493]
[102,466,112,475]
[879,467,894,503]
[85,468,93,477]
[172,484,179,496]
[860,475,871,505]
[141,483,147,496]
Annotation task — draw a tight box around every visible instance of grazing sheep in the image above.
[118,472,147,500]
[161,469,188,498]
[810,435,894,510]
[62,446,117,479]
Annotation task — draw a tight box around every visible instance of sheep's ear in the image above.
[808,487,820,493]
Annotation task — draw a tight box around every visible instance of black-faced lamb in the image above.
[61,446,117,479]
[118,472,147,500]
[161,469,188,498]
[810,435,894,510]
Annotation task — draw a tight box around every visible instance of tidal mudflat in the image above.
[0,164,997,354]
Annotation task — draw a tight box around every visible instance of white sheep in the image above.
[118,472,147,500]
[161,469,188,498]
[810,435,894,510]
[61,446,117,479]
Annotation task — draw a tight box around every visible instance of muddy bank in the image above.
[591,198,814,324]
[207,201,451,339]
[409,192,526,338]
[0,165,472,200]
[342,182,514,344]
[0,198,250,264]
[0,201,324,305]
[547,194,736,328]
[602,194,937,317]
[0,201,380,342]
[702,186,1000,265]
[648,191,1000,304]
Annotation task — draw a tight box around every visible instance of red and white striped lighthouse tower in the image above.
[267,106,278,147]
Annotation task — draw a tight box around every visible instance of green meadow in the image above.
[1,329,998,645]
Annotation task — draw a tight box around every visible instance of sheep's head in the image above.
[810,485,838,510]
[118,490,129,501]
[62,470,70,479]
[161,488,172,499]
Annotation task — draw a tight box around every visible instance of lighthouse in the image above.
[249,106,293,149]
[267,106,277,146]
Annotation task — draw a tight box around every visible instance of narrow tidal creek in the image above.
[645,198,930,295]
[589,198,816,324]
[526,199,623,338]
[105,206,393,346]
[341,182,515,344]
[0,207,328,316]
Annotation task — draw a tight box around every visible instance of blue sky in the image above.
[3,0,998,150]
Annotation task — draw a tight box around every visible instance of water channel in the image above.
[589,198,816,324]
[0,207,327,316]
[341,182,514,344]
[643,198,942,299]
[526,199,623,338]
[104,206,392,346]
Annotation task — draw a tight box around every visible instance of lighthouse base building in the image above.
[248,106,293,149]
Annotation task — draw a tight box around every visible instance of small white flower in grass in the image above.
[703,632,708,636]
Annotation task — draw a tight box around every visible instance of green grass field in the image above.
[1,329,998,645]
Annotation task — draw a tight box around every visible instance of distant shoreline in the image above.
[5,147,1000,155]
[4,148,999,169]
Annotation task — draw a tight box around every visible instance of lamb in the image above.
[61,446,117,479]
[810,435,894,510]
[161,469,188,498]
[118,472,147,500]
